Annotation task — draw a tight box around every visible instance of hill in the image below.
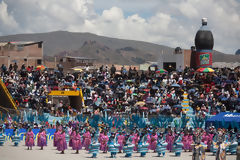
[0,31,239,64]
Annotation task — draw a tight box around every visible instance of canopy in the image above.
[156,69,168,74]
[206,112,240,129]
[36,65,47,70]
[196,67,214,73]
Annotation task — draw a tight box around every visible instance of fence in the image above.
[0,109,211,130]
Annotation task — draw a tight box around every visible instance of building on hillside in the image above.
[59,56,95,70]
[158,47,192,72]
[0,41,43,67]
[139,47,192,72]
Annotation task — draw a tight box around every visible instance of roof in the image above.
[64,56,95,60]
[0,41,43,47]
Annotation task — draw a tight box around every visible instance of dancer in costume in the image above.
[72,128,82,153]
[215,129,229,160]
[100,131,109,153]
[156,132,167,157]
[53,127,60,147]
[26,128,34,150]
[166,130,175,152]
[150,131,158,152]
[57,130,67,154]
[37,128,47,150]
[117,131,124,153]
[83,128,91,151]
[69,127,75,148]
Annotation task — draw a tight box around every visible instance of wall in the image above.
[0,42,43,67]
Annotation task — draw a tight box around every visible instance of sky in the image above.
[0,0,239,54]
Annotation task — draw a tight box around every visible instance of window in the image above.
[37,59,42,65]
[38,42,42,48]
[17,45,24,51]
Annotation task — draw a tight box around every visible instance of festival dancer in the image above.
[215,129,229,160]
[166,130,175,152]
[26,128,34,150]
[187,132,193,152]
[53,127,60,147]
[57,130,67,154]
[72,128,82,154]
[69,127,76,148]
[83,129,91,151]
[117,131,125,153]
[100,131,109,153]
[37,128,47,150]
[150,131,158,152]
[182,131,188,151]
[182,131,193,152]
[131,131,140,151]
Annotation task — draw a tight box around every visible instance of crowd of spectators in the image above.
[1,63,240,119]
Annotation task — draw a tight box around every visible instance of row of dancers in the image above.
[25,125,238,155]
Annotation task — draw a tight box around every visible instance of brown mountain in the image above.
[0,31,239,65]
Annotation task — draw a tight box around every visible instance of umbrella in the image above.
[135,101,145,106]
[36,65,46,70]
[149,64,158,68]
[156,69,168,74]
[196,67,214,73]
[146,97,155,104]
[126,80,135,83]
[173,105,182,108]
[171,83,180,88]
[140,107,148,110]
[72,68,83,72]
[152,86,159,90]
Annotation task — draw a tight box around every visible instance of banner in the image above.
[196,50,212,68]
[4,129,56,141]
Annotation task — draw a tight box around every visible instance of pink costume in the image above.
[117,134,125,151]
[182,134,188,150]
[150,134,158,151]
[201,132,208,145]
[83,131,91,151]
[72,132,82,150]
[57,132,67,151]
[166,133,175,151]
[202,133,212,150]
[37,131,47,147]
[26,131,35,147]
[69,130,76,147]
[53,130,60,147]
[147,134,151,149]
[182,134,192,150]
[100,135,109,152]
[98,132,104,145]
[208,133,214,150]
[187,134,193,150]
[132,134,139,151]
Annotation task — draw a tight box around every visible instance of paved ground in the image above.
[0,141,236,160]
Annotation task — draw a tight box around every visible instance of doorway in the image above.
[163,62,176,72]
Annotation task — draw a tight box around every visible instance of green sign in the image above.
[200,54,209,65]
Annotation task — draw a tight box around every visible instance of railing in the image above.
[0,77,18,112]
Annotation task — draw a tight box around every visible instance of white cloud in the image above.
[0,1,18,34]
[0,0,239,54]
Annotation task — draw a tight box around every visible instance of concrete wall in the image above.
[183,49,192,68]
[0,42,43,67]
[158,52,184,69]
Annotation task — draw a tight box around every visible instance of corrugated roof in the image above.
[64,56,95,60]
[0,41,42,47]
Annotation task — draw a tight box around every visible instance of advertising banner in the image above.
[4,129,56,141]
[196,50,212,68]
